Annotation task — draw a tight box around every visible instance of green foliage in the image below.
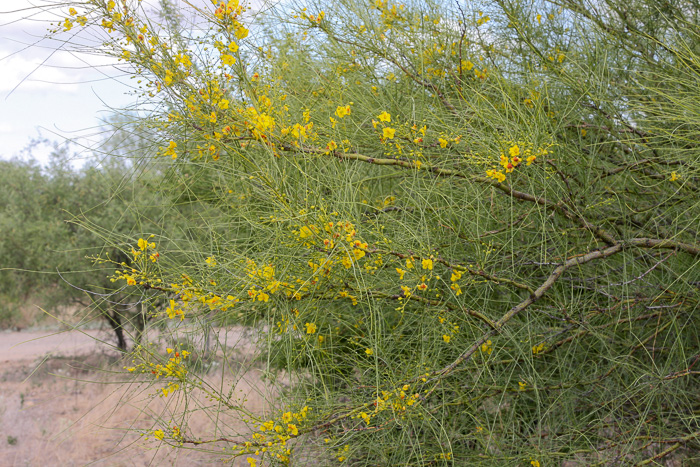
[0,138,174,341]
[39,0,700,465]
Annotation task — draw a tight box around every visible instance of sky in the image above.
[0,0,268,166]
[0,0,138,165]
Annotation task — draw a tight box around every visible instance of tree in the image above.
[45,0,699,464]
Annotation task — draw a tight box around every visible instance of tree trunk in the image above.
[104,308,127,351]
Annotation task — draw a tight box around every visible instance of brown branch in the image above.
[280,142,620,246]
[629,238,700,256]
[634,430,700,466]
[429,243,625,381]
[486,180,618,245]
[426,236,698,382]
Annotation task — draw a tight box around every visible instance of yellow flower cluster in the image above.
[235,406,311,463]
[486,142,550,183]
[366,382,423,425]
[125,346,191,397]
[532,342,546,355]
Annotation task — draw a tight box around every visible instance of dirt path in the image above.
[0,328,274,466]
[1,329,116,364]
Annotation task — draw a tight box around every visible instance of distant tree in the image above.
[0,137,178,349]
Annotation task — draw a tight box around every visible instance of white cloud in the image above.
[0,51,83,92]
[0,122,17,133]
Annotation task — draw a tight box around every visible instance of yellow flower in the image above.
[480,339,493,354]
[486,169,506,183]
[518,381,527,391]
[395,268,406,280]
[421,258,433,270]
[526,155,537,166]
[360,412,371,425]
[247,458,257,467]
[438,137,448,148]
[365,348,373,355]
[450,270,463,282]
[532,342,546,354]
[442,334,451,343]
[531,461,541,467]
[221,54,236,66]
[153,429,165,440]
[509,144,520,157]
[305,322,317,334]
[261,265,275,280]
[352,248,366,260]
[383,127,396,139]
[298,224,317,239]
[163,69,174,86]
[257,292,270,302]
[460,60,474,71]
[235,26,249,39]
[377,111,391,122]
[76,16,87,26]
[68,7,77,16]
[670,171,679,181]
[335,105,351,118]
[164,140,177,159]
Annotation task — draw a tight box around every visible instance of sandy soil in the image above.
[0,328,278,466]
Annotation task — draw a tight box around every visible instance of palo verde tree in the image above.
[44,0,699,465]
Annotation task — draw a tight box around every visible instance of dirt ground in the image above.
[0,328,277,466]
